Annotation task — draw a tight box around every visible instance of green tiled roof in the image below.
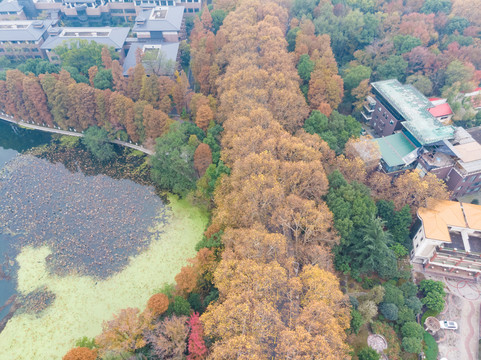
[372,79,455,145]
[375,133,416,168]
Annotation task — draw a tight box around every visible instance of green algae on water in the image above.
[0,195,208,359]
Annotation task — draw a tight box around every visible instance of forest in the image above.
[2,0,480,358]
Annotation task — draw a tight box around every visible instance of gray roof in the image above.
[41,27,130,50]
[0,20,52,41]
[0,0,23,13]
[123,41,179,75]
[133,6,184,33]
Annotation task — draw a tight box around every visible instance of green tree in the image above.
[376,55,408,82]
[405,297,422,315]
[54,40,117,75]
[379,303,398,321]
[397,305,415,324]
[350,309,364,334]
[402,337,423,353]
[357,347,380,360]
[93,69,113,90]
[179,40,191,69]
[383,284,405,307]
[150,123,197,196]
[297,54,315,82]
[343,65,372,91]
[421,0,452,14]
[401,322,424,339]
[406,74,433,96]
[169,296,191,316]
[393,35,423,54]
[286,27,300,52]
[421,292,445,313]
[82,126,116,162]
[211,9,227,34]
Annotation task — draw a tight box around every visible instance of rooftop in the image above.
[375,132,417,168]
[428,103,453,118]
[418,199,481,242]
[133,6,184,32]
[0,0,23,13]
[122,41,179,75]
[0,19,52,41]
[372,79,455,145]
[451,141,481,163]
[41,27,130,50]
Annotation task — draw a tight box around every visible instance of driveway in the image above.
[421,274,480,360]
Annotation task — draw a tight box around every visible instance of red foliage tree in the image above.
[62,347,97,360]
[187,312,207,360]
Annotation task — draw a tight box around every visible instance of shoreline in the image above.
[0,112,154,155]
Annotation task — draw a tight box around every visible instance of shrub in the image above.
[349,295,359,309]
[380,303,399,321]
[402,337,423,353]
[422,291,445,313]
[400,282,418,298]
[74,337,96,349]
[147,293,169,315]
[171,296,191,316]
[421,309,440,325]
[367,285,385,305]
[188,293,203,313]
[401,322,424,339]
[357,346,380,360]
[424,331,438,360]
[63,347,97,360]
[350,309,364,334]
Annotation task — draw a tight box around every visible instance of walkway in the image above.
[0,113,154,155]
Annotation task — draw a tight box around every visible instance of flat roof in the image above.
[372,79,455,145]
[452,142,481,163]
[0,20,52,41]
[41,27,130,50]
[0,0,23,13]
[375,132,417,167]
[418,199,481,242]
[122,41,179,75]
[133,6,184,32]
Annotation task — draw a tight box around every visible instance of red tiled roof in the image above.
[429,97,442,101]
[428,103,453,117]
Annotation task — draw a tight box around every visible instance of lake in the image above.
[0,120,207,359]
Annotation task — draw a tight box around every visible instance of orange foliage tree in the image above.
[194,143,213,177]
[62,347,97,360]
[147,293,170,316]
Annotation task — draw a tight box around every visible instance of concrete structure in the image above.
[133,6,185,42]
[122,40,179,75]
[0,1,26,20]
[0,19,52,59]
[41,26,130,63]
[411,199,481,281]
[375,132,418,173]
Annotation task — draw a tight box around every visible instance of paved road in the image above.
[0,113,154,155]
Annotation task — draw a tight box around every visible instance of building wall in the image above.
[370,98,403,137]
[0,39,46,59]
[447,168,481,198]
[0,10,27,20]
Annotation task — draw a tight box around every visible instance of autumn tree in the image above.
[195,105,214,132]
[101,46,113,69]
[62,347,97,360]
[194,143,212,177]
[147,293,170,316]
[146,315,189,359]
[142,104,170,142]
[95,307,153,357]
[187,312,208,360]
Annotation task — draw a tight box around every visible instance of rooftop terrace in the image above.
[372,79,455,145]
[375,132,417,168]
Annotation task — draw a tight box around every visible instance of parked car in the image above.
[439,320,458,330]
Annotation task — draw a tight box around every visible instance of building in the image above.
[122,41,179,75]
[0,19,52,60]
[40,26,130,63]
[0,0,26,20]
[428,98,453,124]
[133,6,185,42]
[411,199,481,281]
[375,132,418,174]
[31,0,197,25]
[366,79,455,146]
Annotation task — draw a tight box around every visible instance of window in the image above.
[188,7,193,12]
[31,48,39,52]
[389,120,394,125]
[456,186,462,191]
[125,8,135,13]
[470,175,477,182]
[473,187,480,193]
[168,0,174,4]
[194,7,199,11]
[160,0,166,4]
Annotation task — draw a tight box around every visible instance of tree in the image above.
[95,308,153,357]
[187,312,208,360]
[350,309,364,334]
[401,322,424,339]
[150,123,196,196]
[421,0,452,14]
[101,46,112,69]
[357,347,380,360]
[62,347,97,360]
[87,66,98,86]
[376,55,408,82]
[93,69,113,90]
[194,143,212,177]
[358,300,378,322]
[195,105,213,132]
[379,303,398,321]
[81,126,115,162]
[142,104,170,141]
[146,315,189,359]
[171,296,192,316]
[297,54,315,82]
[142,49,176,76]
[402,337,423,353]
[147,293,169,316]
[343,65,372,91]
